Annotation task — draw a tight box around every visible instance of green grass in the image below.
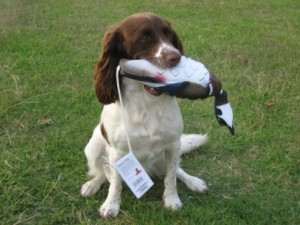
[1,0,299,224]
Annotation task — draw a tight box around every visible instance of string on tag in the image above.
[115,66,155,199]
[116,66,133,153]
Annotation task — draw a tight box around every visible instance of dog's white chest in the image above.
[102,93,183,163]
[125,104,183,162]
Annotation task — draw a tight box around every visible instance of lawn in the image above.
[0,0,299,224]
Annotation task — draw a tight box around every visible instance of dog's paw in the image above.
[186,176,208,193]
[163,193,183,211]
[81,179,102,197]
[99,198,120,219]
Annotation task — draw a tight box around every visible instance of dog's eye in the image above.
[139,35,150,42]
[138,31,152,42]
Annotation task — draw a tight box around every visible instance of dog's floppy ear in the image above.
[94,25,125,105]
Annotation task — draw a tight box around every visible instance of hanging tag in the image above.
[115,152,154,199]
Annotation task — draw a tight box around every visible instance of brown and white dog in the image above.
[81,13,208,218]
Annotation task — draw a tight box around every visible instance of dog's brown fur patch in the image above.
[100,123,110,145]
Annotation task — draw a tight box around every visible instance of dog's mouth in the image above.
[144,85,162,96]
[124,57,164,96]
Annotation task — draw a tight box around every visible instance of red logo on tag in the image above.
[135,168,142,175]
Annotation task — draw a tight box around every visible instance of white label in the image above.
[114,152,154,199]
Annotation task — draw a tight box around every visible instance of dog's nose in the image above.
[165,51,181,67]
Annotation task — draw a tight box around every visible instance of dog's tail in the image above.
[180,134,208,155]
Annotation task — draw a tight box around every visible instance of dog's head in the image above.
[94,13,184,104]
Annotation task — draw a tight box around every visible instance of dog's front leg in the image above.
[99,150,123,218]
[163,142,182,210]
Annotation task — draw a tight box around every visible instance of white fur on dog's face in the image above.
[155,41,181,68]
